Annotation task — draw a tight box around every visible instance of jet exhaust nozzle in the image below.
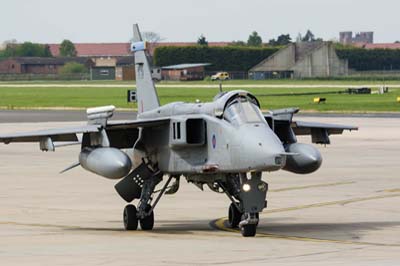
[283,143,322,174]
[79,147,132,179]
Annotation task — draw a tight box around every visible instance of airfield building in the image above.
[161,63,211,81]
[0,57,94,75]
[249,42,348,79]
[339,31,374,45]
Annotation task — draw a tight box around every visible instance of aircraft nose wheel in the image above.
[139,204,154,230]
[239,213,259,237]
[241,224,257,237]
[228,203,242,228]
[123,204,138,230]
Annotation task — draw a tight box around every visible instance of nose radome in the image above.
[239,124,285,171]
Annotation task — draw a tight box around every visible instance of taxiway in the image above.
[0,114,399,265]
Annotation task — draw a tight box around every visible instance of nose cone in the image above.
[238,124,285,171]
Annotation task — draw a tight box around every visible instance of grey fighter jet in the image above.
[0,25,357,237]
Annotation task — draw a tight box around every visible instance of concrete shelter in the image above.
[249,42,348,79]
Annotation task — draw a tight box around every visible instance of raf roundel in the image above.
[212,134,217,149]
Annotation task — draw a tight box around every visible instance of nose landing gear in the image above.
[228,202,242,228]
[222,172,268,237]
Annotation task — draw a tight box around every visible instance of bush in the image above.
[154,46,279,71]
[336,47,400,71]
[59,62,88,74]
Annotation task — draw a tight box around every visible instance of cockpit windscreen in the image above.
[223,96,264,126]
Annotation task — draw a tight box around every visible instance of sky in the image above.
[1,0,399,44]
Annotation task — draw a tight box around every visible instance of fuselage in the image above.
[133,90,286,174]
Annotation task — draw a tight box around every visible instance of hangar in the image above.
[161,63,211,81]
[249,42,349,79]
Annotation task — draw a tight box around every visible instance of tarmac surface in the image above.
[0,113,399,265]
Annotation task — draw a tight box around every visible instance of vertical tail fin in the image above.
[131,24,160,114]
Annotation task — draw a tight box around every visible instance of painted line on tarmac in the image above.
[264,193,400,214]
[212,219,400,247]
[269,181,355,193]
[212,193,400,246]
[381,188,400,193]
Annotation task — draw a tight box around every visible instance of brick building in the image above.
[0,57,94,74]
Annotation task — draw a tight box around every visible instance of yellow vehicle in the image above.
[211,72,230,81]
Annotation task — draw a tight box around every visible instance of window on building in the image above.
[100,69,109,76]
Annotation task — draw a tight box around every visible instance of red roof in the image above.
[48,42,231,57]
[49,43,132,57]
[353,43,400,49]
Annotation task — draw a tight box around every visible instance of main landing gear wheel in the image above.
[123,204,138,231]
[139,204,154,231]
[228,203,242,228]
[241,224,257,237]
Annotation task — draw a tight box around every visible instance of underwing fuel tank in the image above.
[79,147,132,179]
[283,143,322,174]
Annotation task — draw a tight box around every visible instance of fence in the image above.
[0,73,90,81]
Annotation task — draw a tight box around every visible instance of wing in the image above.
[0,115,170,150]
[104,118,170,149]
[265,108,358,145]
[291,121,358,144]
[105,118,170,130]
[292,121,358,135]
[0,125,101,144]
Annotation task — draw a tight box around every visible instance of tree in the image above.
[197,34,208,46]
[141,31,164,43]
[59,62,88,74]
[3,42,52,57]
[230,40,246,46]
[247,31,262,47]
[302,30,316,42]
[269,34,292,46]
[60,40,77,57]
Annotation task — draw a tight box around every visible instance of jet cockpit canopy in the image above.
[223,95,264,126]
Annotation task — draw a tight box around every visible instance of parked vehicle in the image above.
[211,72,230,81]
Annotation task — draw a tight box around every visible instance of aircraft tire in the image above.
[139,205,154,231]
[228,203,241,228]
[123,204,138,230]
[241,224,257,237]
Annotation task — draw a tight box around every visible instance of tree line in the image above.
[0,40,77,58]
[197,29,321,47]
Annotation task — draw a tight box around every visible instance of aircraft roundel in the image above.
[212,134,217,149]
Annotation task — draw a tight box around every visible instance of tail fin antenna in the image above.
[131,24,160,113]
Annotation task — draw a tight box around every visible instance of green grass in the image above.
[0,84,399,112]
[2,79,400,86]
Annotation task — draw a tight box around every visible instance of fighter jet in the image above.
[0,25,357,237]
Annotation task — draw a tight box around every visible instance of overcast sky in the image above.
[1,0,399,44]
